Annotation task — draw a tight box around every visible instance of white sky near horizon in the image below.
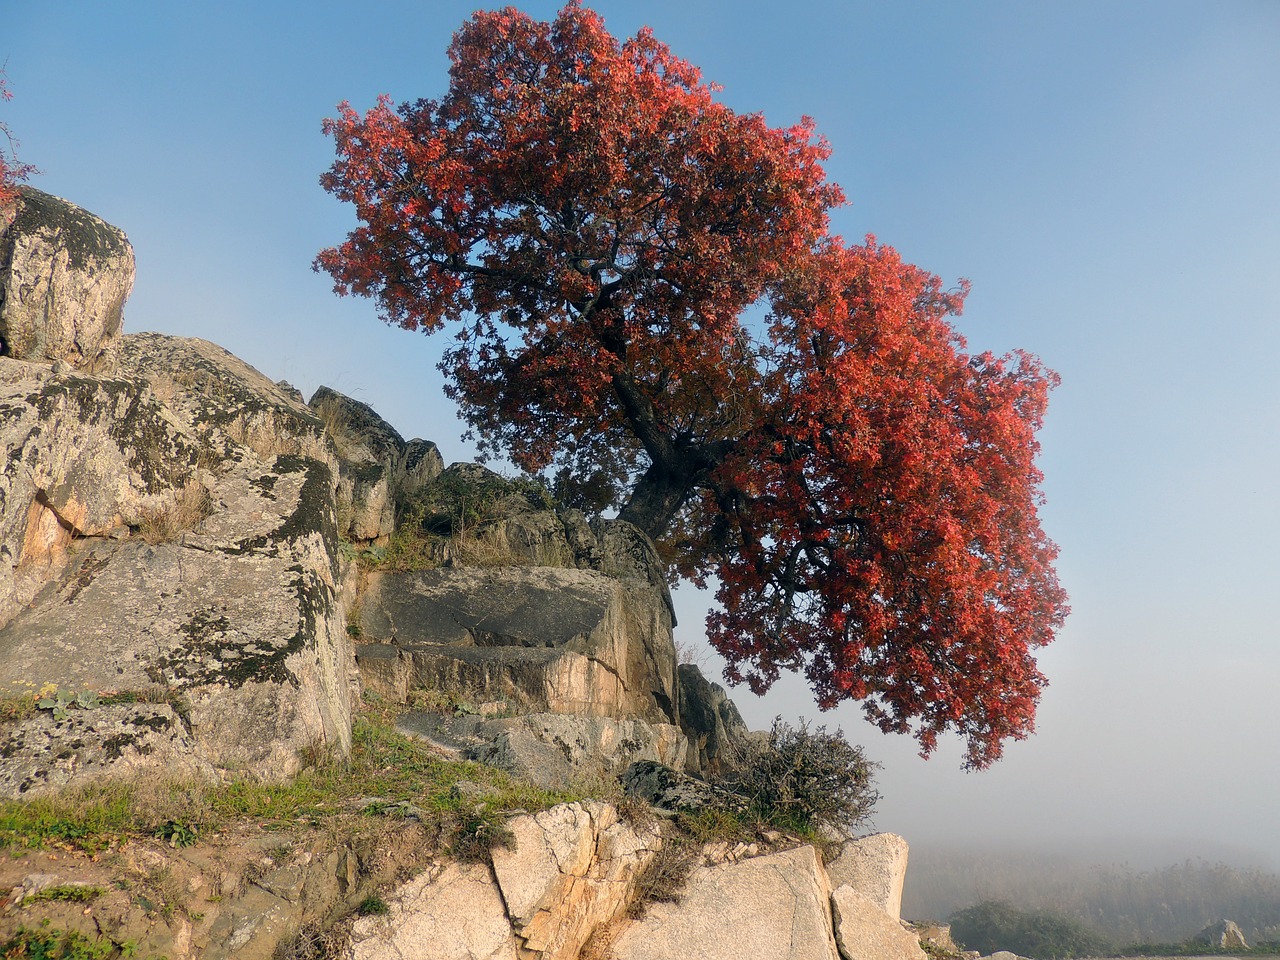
[6,1,1279,871]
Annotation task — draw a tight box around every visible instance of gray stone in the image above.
[100,332,329,466]
[1194,919,1249,950]
[830,886,927,960]
[400,437,444,499]
[0,187,135,366]
[620,760,747,814]
[677,662,749,775]
[309,385,405,542]
[359,565,677,723]
[611,845,841,960]
[826,832,910,920]
[0,333,355,793]
[397,711,689,789]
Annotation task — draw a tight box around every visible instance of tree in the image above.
[316,1,1068,767]
[0,65,36,207]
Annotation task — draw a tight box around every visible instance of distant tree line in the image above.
[905,852,1280,946]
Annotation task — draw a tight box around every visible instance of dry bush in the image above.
[627,840,699,918]
[138,478,212,544]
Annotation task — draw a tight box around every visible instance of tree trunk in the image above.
[617,461,696,541]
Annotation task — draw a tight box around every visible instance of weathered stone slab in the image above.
[397,711,689,789]
[611,844,841,960]
[0,358,206,628]
[360,566,676,723]
[348,861,519,960]
[0,187,134,366]
[826,832,909,920]
[830,886,927,960]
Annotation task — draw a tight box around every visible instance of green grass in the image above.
[0,702,591,856]
[0,927,134,959]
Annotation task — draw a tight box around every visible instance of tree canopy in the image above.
[0,68,36,207]
[316,1,1068,767]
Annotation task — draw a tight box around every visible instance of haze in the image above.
[6,1,1277,871]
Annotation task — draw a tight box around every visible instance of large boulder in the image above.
[1194,919,1249,950]
[0,333,354,793]
[491,801,660,960]
[0,187,135,366]
[99,332,329,466]
[348,801,660,960]
[610,845,841,960]
[830,886,927,960]
[357,564,677,724]
[826,832,910,920]
[308,385,443,542]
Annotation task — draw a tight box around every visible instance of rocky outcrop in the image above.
[358,564,677,724]
[397,712,689,790]
[349,801,661,960]
[0,187,135,366]
[0,333,355,793]
[826,831,910,920]
[611,845,841,960]
[309,385,443,543]
[676,663,750,775]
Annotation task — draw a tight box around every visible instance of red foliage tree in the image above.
[0,66,36,208]
[316,2,1068,767]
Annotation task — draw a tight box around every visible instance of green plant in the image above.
[357,894,390,916]
[0,927,129,959]
[722,718,878,834]
[153,819,198,848]
[24,884,106,904]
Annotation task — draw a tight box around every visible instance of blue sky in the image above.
[7,2,1280,870]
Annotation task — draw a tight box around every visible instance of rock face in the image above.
[826,832,910,920]
[0,187,135,366]
[309,385,443,543]
[610,844,841,960]
[830,886,927,960]
[349,801,660,960]
[0,332,354,793]
[397,712,689,790]
[676,663,750,775]
[358,564,677,724]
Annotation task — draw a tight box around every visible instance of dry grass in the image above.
[137,478,212,544]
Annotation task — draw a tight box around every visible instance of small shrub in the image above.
[357,895,390,916]
[724,717,879,834]
[153,819,199,847]
[627,841,699,917]
[949,900,1108,959]
[138,478,212,544]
